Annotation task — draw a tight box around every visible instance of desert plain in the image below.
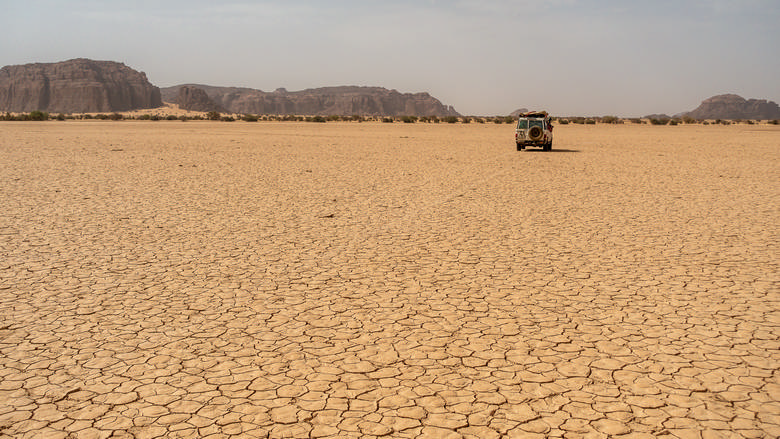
[0,121,778,439]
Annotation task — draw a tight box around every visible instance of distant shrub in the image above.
[55,113,66,121]
[682,116,697,124]
[327,115,341,121]
[29,110,48,121]
[382,117,394,123]
[558,119,569,125]
[650,118,669,125]
[151,115,162,121]
[475,117,484,123]
[242,114,259,122]
[206,111,221,121]
[220,116,235,122]
[585,119,596,125]
[139,114,151,120]
[308,116,326,122]
[461,117,471,124]
[95,113,110,120]
[400,115,417,123]
[179,115,189,121]
[769,119,779,125]
[601,115,619,124]
[745,119,754,125]
[444,116,458,124]
[109,113,123,121]
[669,119,679,126]
[429,116,439,123]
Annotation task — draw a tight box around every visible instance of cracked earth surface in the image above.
[0,121,778,438]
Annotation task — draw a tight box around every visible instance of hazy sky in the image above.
[2,0,778,116]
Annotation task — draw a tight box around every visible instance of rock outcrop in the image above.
[509,108,529,117]
[161,84,460,117]
[176,85,224,112]
[684,94,780,120]
[0,58,161,113]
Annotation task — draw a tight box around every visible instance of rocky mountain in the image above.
[161,84,460,117]
[683,94,780,120]
[0,58,161,113]
[176,85,224,112]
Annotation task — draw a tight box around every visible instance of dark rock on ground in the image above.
[0,58,162,113]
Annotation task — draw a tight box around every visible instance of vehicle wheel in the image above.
[528,126,543,141]
[516,143,524,151]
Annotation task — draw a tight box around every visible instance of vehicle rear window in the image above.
[516,119,528,129]
[529,120,543,129]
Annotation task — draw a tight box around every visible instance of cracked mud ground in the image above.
[0,122,778,438]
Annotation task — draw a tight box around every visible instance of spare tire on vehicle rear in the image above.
[528,126,543,141]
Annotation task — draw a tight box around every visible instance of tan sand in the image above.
[0,121,778,438]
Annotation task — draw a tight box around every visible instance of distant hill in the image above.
[683,94,780,120]
[176,85,224,113]
[161,84,460,117]
[0,58,161,113]
[642,113,671,120]
[509,108,529,117]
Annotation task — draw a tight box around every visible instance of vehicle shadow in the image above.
[522,148,580,153]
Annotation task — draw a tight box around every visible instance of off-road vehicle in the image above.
[515,111,553,151]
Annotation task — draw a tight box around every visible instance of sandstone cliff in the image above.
[0,58,162,113]
[161,84,460,117]
[176,85,224,112]
[684,94,780,120]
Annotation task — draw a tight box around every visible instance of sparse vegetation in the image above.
[650,118,669,125]
[601,115,619,124]
[400,115,418,123]
[769,119,779,125]
[444,116,458,124]
[585,119,596,125]
[242,114,259,122]
[206,111,221,121]
[382,117,394,123]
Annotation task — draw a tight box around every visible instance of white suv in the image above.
[515,111,553,151]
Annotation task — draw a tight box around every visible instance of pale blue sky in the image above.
[2,0,778,116]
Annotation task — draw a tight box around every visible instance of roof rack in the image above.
[518,111,548,118]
